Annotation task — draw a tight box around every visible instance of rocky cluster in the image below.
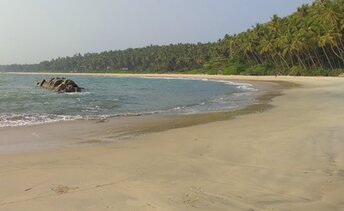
[37,77,82,93]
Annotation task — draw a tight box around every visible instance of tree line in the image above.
[0,0,343,76]
[0,43,221,73]
[219,0,344,76]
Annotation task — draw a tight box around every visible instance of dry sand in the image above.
[0,74,344,210]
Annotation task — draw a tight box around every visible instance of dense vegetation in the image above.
[0,43,221,73]
[220,0,344,76]
[0,0,343,76]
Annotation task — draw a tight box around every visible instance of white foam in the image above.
[0,114,82,128]
[209,80,258,91]
[63,92,91,95]
[141,76,258,92]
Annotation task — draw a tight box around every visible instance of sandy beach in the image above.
[0,74,344,210]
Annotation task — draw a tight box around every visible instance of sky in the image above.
[0,0,313,65]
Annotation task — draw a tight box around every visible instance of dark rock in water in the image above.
[37,77,82,93]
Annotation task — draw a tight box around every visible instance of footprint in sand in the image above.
[51,185,79,194]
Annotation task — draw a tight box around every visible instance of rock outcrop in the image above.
[37,77,82,93]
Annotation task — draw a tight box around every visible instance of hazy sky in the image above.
[0,0,313,64]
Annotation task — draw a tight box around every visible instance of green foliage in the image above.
[222,66,239,75]
[0,43,221,73]
[203,57,226,70]
[307,68,329,76]
[222,0,344,75]
[286,66,336,76]
[241,64,273,75]
[222,63,246,75]
[206,69,219,75]
[288,66,306,76]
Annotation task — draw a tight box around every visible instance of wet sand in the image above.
[0,75,344,210]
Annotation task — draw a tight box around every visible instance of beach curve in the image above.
[0,75,344,210]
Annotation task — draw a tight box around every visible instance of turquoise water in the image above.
[0,73,257,127]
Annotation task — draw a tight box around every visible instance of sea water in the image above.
[0,73,257,127]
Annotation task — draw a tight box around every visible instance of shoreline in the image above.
[1,75,344,210]
[0,72,262,129]
[0,74,285,154]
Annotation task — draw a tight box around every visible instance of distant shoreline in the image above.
[6,71,341,80]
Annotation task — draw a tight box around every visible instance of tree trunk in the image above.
[305,50,317,68]
[322,47,334,70]
[249,52,260,65]
[277,53,290,68]
[295,52,307,69]
[288,52,294,66]
[330,44,344,63]
[338,38,344,53]
[253,51,263,64]
[272,55,279,67]
[313,49,324,69]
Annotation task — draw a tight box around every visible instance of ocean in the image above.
[0,73,257,127]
